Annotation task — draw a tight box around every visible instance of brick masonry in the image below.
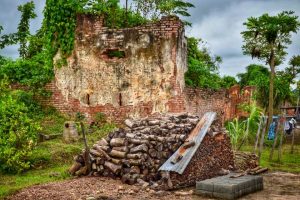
[35,15,254,123]
[39,80,252,124]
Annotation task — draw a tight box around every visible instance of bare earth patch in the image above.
[6,172,300,200]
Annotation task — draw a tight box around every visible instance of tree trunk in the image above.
[278,126,285,161]
[259,51,275,163]
[258,116,268,163]
[125,0,128,27]
[253,116,263,153]
[267,51,276,130]
[291,129,295,154]
[291,94,299,154]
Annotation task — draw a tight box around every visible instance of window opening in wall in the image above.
[102,49,126,59]
[119,93,122,106]
[87,94,90,105]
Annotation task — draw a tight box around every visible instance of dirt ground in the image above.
[6,171,300,200]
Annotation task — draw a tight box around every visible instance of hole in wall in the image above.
[87,94,90,105]
[102,49,126,59]
[119,93,122,106]
[65,123,69,128]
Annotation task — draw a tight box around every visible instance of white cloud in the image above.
[0,0,299,77]
[186,0,300,77]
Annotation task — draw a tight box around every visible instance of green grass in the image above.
[0,112,116,199]
[40,113,67,135]
[0,165,70,198]
[2,110,298,198]
[240,144,300,173]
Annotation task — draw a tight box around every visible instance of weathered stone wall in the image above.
[41,81,232,123]
[37,15,254,123]
[52,14,187,121]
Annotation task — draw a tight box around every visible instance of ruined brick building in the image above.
[41,14,253,123]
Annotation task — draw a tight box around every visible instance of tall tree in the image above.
[241,11,300,126]
[17,1,37,58]
[0,1,36,58]
[185,37,223,89]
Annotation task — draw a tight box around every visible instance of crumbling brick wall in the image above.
[51,14,187,122]
[184,88,230,124]
[37,15,253,123]
[227,85,256,119]
[41,81,232,123]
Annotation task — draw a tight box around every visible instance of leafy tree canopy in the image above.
[221,76,238,89]
[284,55,300,84]
[17,1,37,58]
[187,37,222,72]
[242,11,300,65]
[133,0,194,26]
[238,64,292,109]
[238,64,269,87]
[241,11,300,125]
[184,37,236,90]
[0,1,36,58]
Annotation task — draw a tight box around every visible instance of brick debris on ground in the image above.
[6,172,300,200]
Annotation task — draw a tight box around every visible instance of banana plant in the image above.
[227,118,246,150]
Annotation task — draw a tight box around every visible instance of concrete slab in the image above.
[196,173,263,199]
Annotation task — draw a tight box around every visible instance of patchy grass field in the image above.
[0,112,116,199]
[240,143,300,173]
[1,112,299,199]
[0,165,70,198]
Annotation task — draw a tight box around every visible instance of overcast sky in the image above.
[0,0,300,78]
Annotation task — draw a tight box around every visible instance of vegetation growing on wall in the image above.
[133,0,194,26]
[0,0,196,91]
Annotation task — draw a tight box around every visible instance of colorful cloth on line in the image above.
[284,121,290,131]
[268,122,276,140]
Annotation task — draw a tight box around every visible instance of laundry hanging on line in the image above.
[267,121,276,140]
[284,118,296,135]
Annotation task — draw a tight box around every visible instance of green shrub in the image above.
[94,112,107,127]
[226,103,263,150]
[0,80,41,173]
[0,53,53,89]
[226,118,246,150]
